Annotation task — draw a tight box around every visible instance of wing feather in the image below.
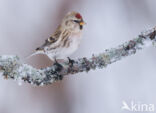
[36,25,62,51]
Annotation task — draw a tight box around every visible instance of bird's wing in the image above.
[36,25,62,51]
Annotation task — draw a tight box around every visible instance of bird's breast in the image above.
[58,32,82,58]
[69,32,82,48]
[46,32,82,59]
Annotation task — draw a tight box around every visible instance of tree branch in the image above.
[0,27,156,86]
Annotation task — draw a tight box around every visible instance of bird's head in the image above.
[61,11,85,33]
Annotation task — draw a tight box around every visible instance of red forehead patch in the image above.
[75,13,82,19]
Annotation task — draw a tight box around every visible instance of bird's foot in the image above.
[67,57,75,67]
[53,59,63,71]
[53,59,63,81]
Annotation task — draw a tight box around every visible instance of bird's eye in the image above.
[73,20,80,23]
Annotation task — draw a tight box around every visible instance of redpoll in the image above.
[28,11,85,61]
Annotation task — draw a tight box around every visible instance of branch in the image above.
[0,27,156,86]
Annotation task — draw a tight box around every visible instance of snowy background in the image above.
[0,0,156,113]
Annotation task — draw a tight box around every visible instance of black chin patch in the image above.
[80,25,83,30]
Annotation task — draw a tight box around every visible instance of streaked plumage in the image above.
[28,11,85,60]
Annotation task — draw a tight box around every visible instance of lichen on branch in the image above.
[0,27,156,86]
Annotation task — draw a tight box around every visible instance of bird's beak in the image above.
[79,21,86,26]
[80,21,85,26]
[79,20,86,30]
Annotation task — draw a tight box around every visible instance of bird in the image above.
[28,11,85,61]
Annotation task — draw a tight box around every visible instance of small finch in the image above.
[28,11,85,61]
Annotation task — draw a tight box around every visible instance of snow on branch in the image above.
[0,27,156,86]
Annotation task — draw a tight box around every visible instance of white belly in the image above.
[47,33,82,60]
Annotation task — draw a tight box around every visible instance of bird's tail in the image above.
[26,50,45,59]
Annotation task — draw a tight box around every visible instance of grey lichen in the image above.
[0,27,156,86]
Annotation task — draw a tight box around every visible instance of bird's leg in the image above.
[54,58,58,64]
[53,58,63,80]
[67,57,75,67]
[54,58,63,71]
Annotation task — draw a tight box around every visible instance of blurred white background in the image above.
[0,0,156,113]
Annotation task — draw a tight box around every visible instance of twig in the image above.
[0,27,156,86]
